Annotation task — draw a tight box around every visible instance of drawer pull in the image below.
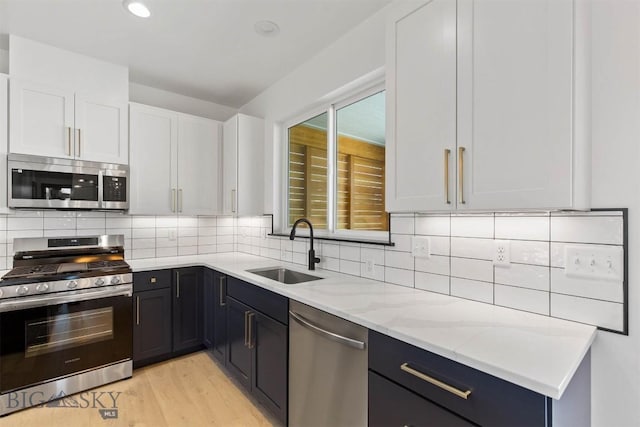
[400,363,471,400]
[150,277,157,284]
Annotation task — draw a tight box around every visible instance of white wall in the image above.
[239,0,640,425]
[0,48,8,74]
[589,1,640,425]
[129,82,236,121]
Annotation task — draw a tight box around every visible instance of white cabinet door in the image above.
[222,115,238,215]
[9,79,74,159]
[457,0,578,210]
[75,93,128,165]
[129,104,178,215]
[385,0,457,212]
[0,75,8,211]
[177,114,220,215]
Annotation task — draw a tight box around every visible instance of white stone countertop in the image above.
[128,252,596,400]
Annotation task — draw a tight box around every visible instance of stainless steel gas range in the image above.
[0,235,133,416]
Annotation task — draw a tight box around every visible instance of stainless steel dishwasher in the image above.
[289,300,368,427]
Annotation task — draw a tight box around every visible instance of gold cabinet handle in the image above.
[247,312,255,349]
[458,146,466,204]
[444,149,451,204]
[66,127,72,156]
[244,310,251,347]
[136,296,140,325]
[400,363,471,400]
[178,189,183,213]
[171,188,176,212]
[77,128,82,157]
[219,276,226,307]
[150,277,156,284]
[176,271,180,298]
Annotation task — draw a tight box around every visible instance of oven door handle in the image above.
[0,284,133,313]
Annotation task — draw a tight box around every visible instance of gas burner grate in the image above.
[87,260,129,270]
[3,264,59,279]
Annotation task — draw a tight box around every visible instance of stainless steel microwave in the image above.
[8,153,128,210]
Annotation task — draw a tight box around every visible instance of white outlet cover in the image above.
[493,240,511,267]
[411,236,431,258]
[564,245,623,282]
[365,259,375,274]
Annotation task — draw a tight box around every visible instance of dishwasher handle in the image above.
[289,310,366,350]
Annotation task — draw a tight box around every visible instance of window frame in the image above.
[282,81,387,241]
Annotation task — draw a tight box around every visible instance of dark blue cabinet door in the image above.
[226,296,252,390]
[369,371,476,427]
[133,288,172,364]
[252,311,287,423]
[172,267,203,352]
[203,269,215,350]
[213,272,228,364]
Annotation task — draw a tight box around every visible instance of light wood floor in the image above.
[3,352,276,427]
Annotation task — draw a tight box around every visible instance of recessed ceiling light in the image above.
[254,21,280,37]
[123,0,151,18]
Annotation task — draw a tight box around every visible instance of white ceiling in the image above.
[0,0,391,108]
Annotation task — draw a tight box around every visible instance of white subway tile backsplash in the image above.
[132,217,155,228]
[178,236,198,247]
[178,246,198,256]
[8,229,43,240]
[77,217,106,229]
[217,235,234,244]
[451,257,493,283]
[178,227,198,237]
[551,293,624,331]
[107,228,132,239]
[217,226,234,236]
[510,240,549,266]
[217,217,234,227]
[340,244,361,262]
[322,242,340,258]
[8,217,43,231]
[156,237,178,248]
[319,256,340,272]
[415,215,450,236]
[450,237,493,260]
[415,272,449,295]
[414,255,449,276]
[156,247,178,257]
[551,215,623,245]
[495,285,549,315]
[451,278,493,304]
[132,228,156,239]
[178,217,198,228]
[198,227,216,237]
[388,234,412,252]
[156,217,178,228]
[106,216,132,229]
[495,216,549,241]
[385,251,414,271]
[44,216,76,230]
[494,264,549,292]
[451,215,493,238]
[550,268,623,303]
[361,261,384,281]
[132,238,156,249]
[384,267,414,288]
[340,259,361,276]
[130,248,155,259]
[76,228,106,236]
[44,229,77,237]
[198,217,217,227]
[361,247,385,265]
[390,215,415,234]
[429,236,450,256]
[198,236,216,246]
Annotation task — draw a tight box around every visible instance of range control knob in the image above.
[16,286,29,296]
[95,278,106,286]
[35,283,50,293]
[68,280,78,289]
[111,276,121,285]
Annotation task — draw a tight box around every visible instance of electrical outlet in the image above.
[411,236,431,258]
[493,240,511,267]
[168,229,177,241]
[365,259,375,274]
[281,248,287,259]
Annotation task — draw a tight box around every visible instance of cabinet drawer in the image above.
[227,277,288,325]
[134,270,172,292]
[369,371,474,427]
[369,331,550,427]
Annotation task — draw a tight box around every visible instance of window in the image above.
[286,86,387,238]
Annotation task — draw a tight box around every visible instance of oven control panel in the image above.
[0,273,133,300]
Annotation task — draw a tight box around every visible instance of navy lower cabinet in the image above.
[212,272,228,364]
[368,331,550,427]
[133,270,173,367]
[225,277,288,424]
[172,267,204,353]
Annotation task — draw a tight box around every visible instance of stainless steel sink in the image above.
[247,267,322,284]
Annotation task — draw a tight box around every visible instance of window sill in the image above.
[268,233,394,247]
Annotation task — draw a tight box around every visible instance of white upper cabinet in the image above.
[386,0,457,212]
[129,104,178,215]
[222,114,265,216]
[129,103,221,216]
[386,0,590,212]
[8,36,129,165]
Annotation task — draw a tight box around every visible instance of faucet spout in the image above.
[290,218,320,270]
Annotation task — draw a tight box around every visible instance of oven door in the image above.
[0,286,132,394]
